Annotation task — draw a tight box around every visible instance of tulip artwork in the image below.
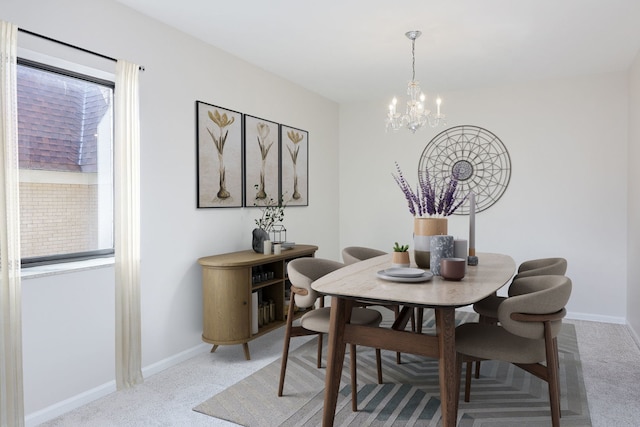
[279,125,308,206]
[197,102,242,208]
[206,109,235,199]
[286,130,303,199]
[244,115,280,207]
[255,122,274,200]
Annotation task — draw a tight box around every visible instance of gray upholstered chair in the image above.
[456,275,572,427]
[341,246,387,265]
[473,257,567,323]
[471,257,567,377]
[278,257,383,411]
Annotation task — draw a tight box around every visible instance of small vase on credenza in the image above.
[251,228,269,253]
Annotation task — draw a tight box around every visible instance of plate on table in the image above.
[376,270,434,283]
[382,267,426,278]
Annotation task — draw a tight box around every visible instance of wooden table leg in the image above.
[242,343,251,360]
[322,297,350,427]
[435,307,457,427]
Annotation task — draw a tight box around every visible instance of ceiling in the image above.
[115,0,640,104]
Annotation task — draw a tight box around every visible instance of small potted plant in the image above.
[391,242,410,268]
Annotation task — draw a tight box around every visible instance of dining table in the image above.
[311,252,516,427]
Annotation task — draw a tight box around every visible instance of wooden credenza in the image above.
[197,244,318,359]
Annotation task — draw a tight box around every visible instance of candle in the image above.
[454,239,468,259]
[469,193,476,256]
[436,97,442,116]
[263,240,272,255]
[454,239,468,273]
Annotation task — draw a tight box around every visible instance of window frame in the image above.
[16,57,116,268]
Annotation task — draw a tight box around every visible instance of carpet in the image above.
[194,311,591,426]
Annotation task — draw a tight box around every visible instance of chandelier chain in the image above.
[411,38,416,82]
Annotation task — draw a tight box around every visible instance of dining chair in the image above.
[471,257,567,377]
[278,257,383,411]
[455,275,572,427]
[342,246,411,364]
[341,246,387,265]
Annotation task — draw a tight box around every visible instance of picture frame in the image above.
[244,115,281,207]
[196,101,244,208]
[280,125,308,206]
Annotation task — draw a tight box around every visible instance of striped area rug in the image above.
[193,310,591,426]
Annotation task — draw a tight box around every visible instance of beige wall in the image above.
[628,49,640,345]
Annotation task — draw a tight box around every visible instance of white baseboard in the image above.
[142,342,211,378]
[25,381,116,427]
[460,305,627,325]
[565,311,626,324]
[24,342,211,427]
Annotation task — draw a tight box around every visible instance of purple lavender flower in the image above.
[392,162,417,216]
[392,162,467,217]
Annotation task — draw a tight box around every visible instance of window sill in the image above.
[21,257,114,279]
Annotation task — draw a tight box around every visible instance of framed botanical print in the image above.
[244,115,280,207]
[280,125,308,206]
[196,101,243,208]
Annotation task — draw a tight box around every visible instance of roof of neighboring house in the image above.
[17,64,110,173]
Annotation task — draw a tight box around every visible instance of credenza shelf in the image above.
[197,244,318,360]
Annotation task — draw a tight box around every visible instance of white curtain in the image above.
[114,60,143,389]
[0,20,25,427]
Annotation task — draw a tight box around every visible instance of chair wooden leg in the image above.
[553,336,561,418]
[278,301,296,397]
[375,348,383,384]
[464,358,473,402]
[416,308,424,333]
[545,324,561,427]
[317,333,323,368]
[350,344,358,412]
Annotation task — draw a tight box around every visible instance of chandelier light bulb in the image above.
[385,30,447,133]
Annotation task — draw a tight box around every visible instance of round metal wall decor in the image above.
[418,125,511,214]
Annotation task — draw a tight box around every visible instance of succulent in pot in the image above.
[391,242,410,268]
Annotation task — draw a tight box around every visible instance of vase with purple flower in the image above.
[392,162,467,268]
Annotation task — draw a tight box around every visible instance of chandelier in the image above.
[386,30,446,133]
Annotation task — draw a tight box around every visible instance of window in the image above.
[17,59,114,266]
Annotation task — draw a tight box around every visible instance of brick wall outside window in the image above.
[19,182,98,258]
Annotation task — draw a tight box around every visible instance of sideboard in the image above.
[197,244,318,359]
